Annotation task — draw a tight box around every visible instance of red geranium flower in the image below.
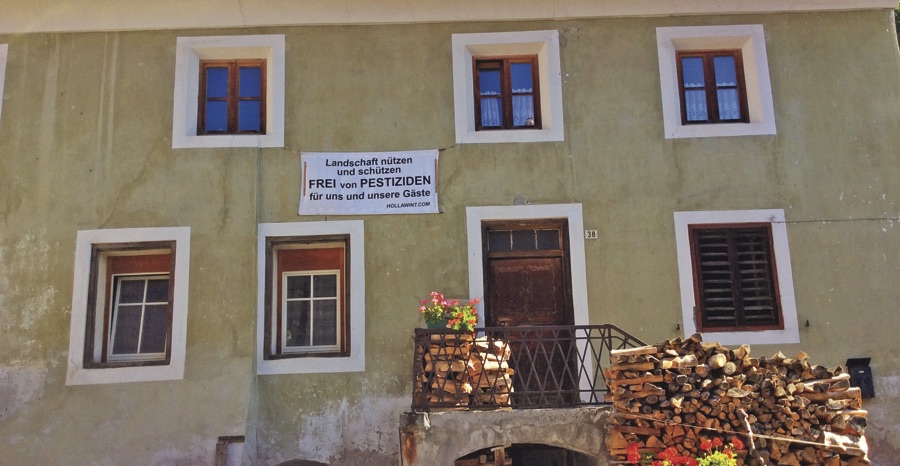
[731,436,745,450]
[711,437,723,448]
[626,443,640,464]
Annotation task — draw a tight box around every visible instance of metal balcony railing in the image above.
[412,324,645,412]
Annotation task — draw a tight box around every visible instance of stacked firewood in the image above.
[418,333,475,407]
[415,333,514,409]
[469,337,515,406]
[604,334,869,466]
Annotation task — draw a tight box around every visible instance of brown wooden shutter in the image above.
[690,224,781,330]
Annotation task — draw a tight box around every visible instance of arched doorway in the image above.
[455,444,597,466]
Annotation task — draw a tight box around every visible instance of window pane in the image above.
[478,69,501,127]
[684,89,708,122]
[480,97,502,127]
[512,230,536,251]
[205,101,228,132]
[206,67,229,98]
[713,56,737,86]
[285,301,310,347]
[680,57,705,88]
[239,66,261,98]
[510,63,533,92]
[140,305,169,354]
[286,275,311,299]
[488,231,510,252]
[512,95,535,127]
[478,69,501,96]
[717,89,742,121]
[145,278,169,303]
[313,274,337,298]
[118,279,146,304]
[238,101,261,132]
[312,300,337,346]
[536,229,560,250]
[112,305,142,355]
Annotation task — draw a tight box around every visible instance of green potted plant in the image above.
[419,291,480,332]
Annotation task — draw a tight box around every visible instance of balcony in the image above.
[412,324,645,412]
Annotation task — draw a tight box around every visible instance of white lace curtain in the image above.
[480,92,534,127]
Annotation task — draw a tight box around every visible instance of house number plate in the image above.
[584,230,598,239]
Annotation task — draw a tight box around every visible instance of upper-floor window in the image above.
[452,30,564,144]
[677,50,748,125]
[172,34,285,149]
[656,25,775,139]
[474,56,540,130]
[199,59,266,135]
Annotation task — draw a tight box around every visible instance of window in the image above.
[199,59,266,135]
[67,227,191,385]
[268,241,347,357]
[0,44,7,125]
[474,56,540,130]
[257,221,365,374]
[656,25,776,138]
[677,50,748,124]
[452,30,564,144]
[172,34,284,149]
[674,210,799,345]
[689,224,780,330]
[100,251,173,364]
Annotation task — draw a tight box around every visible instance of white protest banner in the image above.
[299,150,439,215]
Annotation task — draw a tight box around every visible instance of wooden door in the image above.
[482,220,576,406]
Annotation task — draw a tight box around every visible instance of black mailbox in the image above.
[846,357,874,398]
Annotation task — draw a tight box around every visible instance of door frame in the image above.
[466,204,591,329]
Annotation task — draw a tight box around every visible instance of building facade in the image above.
[0,1,898,464]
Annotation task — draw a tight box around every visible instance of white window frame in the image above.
[107,273,170,362]
[0,44,8,125]
[656,25,776,139]
[452,30,565,144]
[280,267,342,354]
[674,209,799,345]
[257,221,366,375]
[66,227,191,385]
[172,34,285,149]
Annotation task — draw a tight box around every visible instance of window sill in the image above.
[172,133,283,149]
[665,121,776,139]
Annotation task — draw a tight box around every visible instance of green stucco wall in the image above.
[0,9,898,465]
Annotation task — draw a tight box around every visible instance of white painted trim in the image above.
[0,44,7,126]
[172,34,285,149]
[257,221,366,375]
[0,1,893,34]
[452,30,565,144]
[656,25,776,139]
[673,209,800,346]
[66,227,191,385]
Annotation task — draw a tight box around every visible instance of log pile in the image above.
[469,337,515,406]
[417,332,474,407]
[604,334,869,466]
[415,332,513,410]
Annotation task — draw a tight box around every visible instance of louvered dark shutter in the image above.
[690,224,781,330]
